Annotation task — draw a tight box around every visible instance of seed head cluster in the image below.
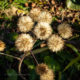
[36,63,55,80]
[15,8,73,53]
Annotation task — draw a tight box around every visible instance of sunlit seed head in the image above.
[36,63,49,75]
[15,34,34,52]
[38,11,52,24]
[0,40,6,51]
[40,69,55,80]
[48,34,64,52]
[29,8,41,21]
[57,23,72,39]
[17,16,34,32]
[34,22,52,40]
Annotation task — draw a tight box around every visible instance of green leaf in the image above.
[66,44,80,56]
[44,56,61,71]
[7,69,18,80]
[63,55,80,72]
[29,69,38,80]
[66,0,80,10]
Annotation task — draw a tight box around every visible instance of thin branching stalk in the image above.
[30,51,39,65]
[0,52,21,61]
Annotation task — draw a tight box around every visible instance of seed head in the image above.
[48,34,64,52]
[40,69,55,80]
[38,11,52,24]
[57,23,72,39]
[30,8,41,21]
[17,16,34,32]
[0,40,6,51]
[15,34,34,52]
[36,63,49,75]
[34,22,52,40]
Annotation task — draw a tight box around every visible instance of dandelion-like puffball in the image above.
[40,69,55,80]
[57,23,72,39]
[17,16,34,32]
[38,11,52,24]
[30,8,41,21]
[34,22,52,40]
[48,34,64,52]
[0,40,5,51]
[36,63,49,75]
[15,34,34,52]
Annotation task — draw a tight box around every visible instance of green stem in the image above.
[58,72,62,80]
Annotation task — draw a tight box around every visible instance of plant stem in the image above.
[30,51,39,65]
[0,52,21,61]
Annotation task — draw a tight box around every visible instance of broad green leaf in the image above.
[44,56,61,71]
[7,69,18,80]
[29,69,38,80]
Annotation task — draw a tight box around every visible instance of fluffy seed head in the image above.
[38,11,52,24]
[36,63,49,75]
[48,34,64,52]
[40,69,55,80]
[34,22,52,40]
[17,16,34,32]
[15,34,34,52]
[30,8,41,21]
[57,23,72,39]
[0,40,6,51]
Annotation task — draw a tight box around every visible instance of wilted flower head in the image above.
[40,69,55,80]
[36,63,49,75]
[15,34,34,52]
[57,23,72,39]
[17,16,34,32]
[4,6,17,17]
[30,8,41,21]
[34,22,52,40]
[38,11,52,24]
[48,34,64,52]
[0,40,6,51]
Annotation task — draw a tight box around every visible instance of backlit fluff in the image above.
[30,8,41,21]
[17,16,34,32]
[38,11,52,24]
[34,22,52,40]
[15,34,34,52]
[0,40,6,51]
[57,23,72,39]
[36,63,49,75]
[40,69,55,80]
[48,34,64,52]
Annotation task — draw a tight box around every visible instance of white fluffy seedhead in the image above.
[57,23,72,39]
[38,11,52,24]
[48,34,64,52]
[0,40,6,51]
[17,16,34,32]
[40,69,55,80]
[30,8,41,21]
[15,34,34,52]
[34,22,52,40]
